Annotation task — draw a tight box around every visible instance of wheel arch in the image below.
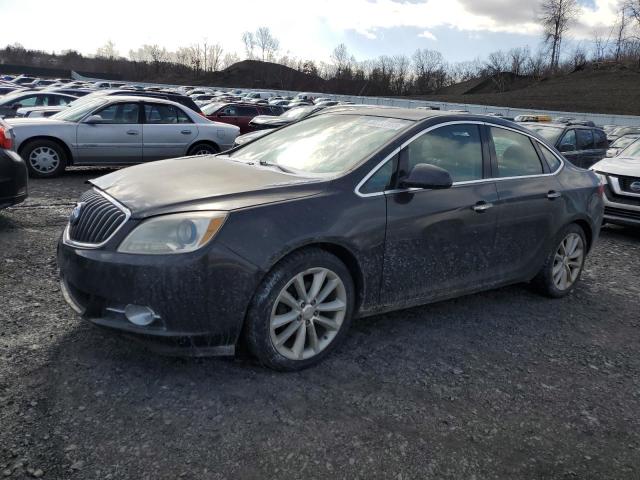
[18,136,74,165]
[187,140,220,155]
[570,217,594,252]
[261,240,366,316]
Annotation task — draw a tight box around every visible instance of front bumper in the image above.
[602,182,640,226]
[57,238,262,356]
[0,149,28,209]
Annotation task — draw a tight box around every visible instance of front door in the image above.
[76,102,142,164]
[381,123,499,306]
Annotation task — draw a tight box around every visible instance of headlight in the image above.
[118,212,227,254]
[592,171,608,185]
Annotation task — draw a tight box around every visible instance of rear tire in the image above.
[532,223,587,298]
[244,248,355,371]
[187,143,219,156]
[22,139,67,178]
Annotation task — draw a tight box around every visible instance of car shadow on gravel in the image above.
[35,275,640,479]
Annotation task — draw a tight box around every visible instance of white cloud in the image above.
[0,0,623,62]
[418,30,437,41]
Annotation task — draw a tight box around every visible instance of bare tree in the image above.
[591,31,610,62]
[206,43,224,71]
[96,40,118,59]
[412,49,445,93]
[254,27,279,61]
[331,43,355,78]
[242,32,255,59]
[485,50,510,91]
[221,52,240,69]
[508,46,531,76]
[539,0,579,70]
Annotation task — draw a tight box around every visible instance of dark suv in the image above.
[522,123,608,169]
[0,118,27,209]
[104,90,204,115]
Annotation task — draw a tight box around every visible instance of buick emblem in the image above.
[69,202,85,226]
[630,181,640,193]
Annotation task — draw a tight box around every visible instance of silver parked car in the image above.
[7,96,240,177]
[591,140,640,227]
[0,91,78,119]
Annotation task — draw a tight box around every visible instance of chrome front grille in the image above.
[68,189,127,245]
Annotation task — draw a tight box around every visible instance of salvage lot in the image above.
[1,170,640,479]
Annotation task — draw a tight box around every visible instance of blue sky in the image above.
[0,0,621,64]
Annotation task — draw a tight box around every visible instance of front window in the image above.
[51,98,108,122]
[229,114,412,175]
[406,124,483,182]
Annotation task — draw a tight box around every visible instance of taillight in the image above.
[0,126,12,149]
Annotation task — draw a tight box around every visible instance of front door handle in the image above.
[181,130,193,135]
[547,190,562,200]
[472,201,493,213]
[126,130,139,136]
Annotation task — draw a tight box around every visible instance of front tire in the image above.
[22,140,67,178]
[532,223,587,298]
[245,248,355,371]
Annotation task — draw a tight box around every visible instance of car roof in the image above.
[101,95,180,106]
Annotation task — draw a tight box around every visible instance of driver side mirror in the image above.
[84,115,104,124]
[401,163,453,190]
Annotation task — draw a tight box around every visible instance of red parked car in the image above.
[202,102,284,134]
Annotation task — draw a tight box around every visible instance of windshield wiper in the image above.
[259,160,295,173]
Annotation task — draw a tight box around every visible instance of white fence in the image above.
[72,71,640,127]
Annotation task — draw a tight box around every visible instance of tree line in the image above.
[1,0,640,96]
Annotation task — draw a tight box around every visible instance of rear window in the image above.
[525,125,564,144]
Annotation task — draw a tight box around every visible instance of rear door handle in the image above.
[472,201,493,213]
[181,130,193,135]
[547,191,562,200]
[126,130,139,136]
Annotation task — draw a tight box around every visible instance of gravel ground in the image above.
[1,169,640,480]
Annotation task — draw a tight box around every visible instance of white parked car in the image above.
[7,96,239,177]
[591,140,640,227]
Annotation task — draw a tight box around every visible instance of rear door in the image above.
[142,102,197,161]
[489,125,566,281]
[76,101,142,163]
[381,122,499,306]
[557,129,580,166]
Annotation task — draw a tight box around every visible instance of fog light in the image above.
[124,304,157,326]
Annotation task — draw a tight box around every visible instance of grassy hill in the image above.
[412,66,640,115]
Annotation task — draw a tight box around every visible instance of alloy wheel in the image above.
[269,267,347,361]
[29,146,60,174]
[552,232,584,291]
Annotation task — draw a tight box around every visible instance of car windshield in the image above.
[621,139,640,157]
[281,106,315,120]
[52,98,108,122]
[525,125,564,143]
[611,135,639,149]
[229,114,412,175]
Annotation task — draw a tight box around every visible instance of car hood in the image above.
[89,155,325,218]
[235,129,272,145]
[250,115,291,127]
[5,117,68,127]
[591,156,640,177]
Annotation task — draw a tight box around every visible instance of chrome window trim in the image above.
[354,121,565,198]
[62,188,132,249]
